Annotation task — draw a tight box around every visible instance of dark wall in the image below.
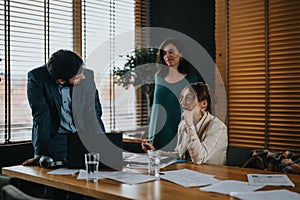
[0,142,33,171]
[150,0,215,60]
[149,0,216,114]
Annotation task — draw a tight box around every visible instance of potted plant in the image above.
[113,48,158,124]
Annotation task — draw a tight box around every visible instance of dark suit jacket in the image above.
[27,65,105,160]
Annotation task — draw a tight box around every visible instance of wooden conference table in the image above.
[2,163,300,200]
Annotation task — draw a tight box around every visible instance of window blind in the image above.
[48,0,74,54]
[134,0,150,129]
[268,0,300,151]
[228,0,267,148]
[0,0,7,142]
[216,0,300,152]
[82,0,136,132]
[1,0,47,143]
[215,0,227,124]
[0,0,79,143]
[0,0,149,143]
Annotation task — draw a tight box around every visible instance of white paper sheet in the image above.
[247,174,295,187]
[123,152,149,164]
[160,168,219,187]
[77,170,157,184]
[230,189,300,200]
[47,168,79,175]
[200,180,264,195]
[76,169,116,180]
[123,152,177,169]
[104,171,158,184]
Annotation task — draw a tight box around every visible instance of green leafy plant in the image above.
[113,48,158,88]
[113,48,158,122]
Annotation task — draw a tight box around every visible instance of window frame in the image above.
[0,0,147,143]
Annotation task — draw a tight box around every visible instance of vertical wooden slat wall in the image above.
[216,0,300,152]
[215,0,228,124]
[73,0,82,56]
[268,1,300,151]
[135,0,150,128]
[228,0,267,148]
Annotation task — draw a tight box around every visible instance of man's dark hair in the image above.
[47,49,83,80]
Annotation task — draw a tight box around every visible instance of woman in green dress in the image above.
[148,38,204,151]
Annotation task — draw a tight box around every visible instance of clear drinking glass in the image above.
[84,153,100,182]
[147,150,161,178]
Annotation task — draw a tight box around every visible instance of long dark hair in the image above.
[157,38,192,78]
[188,82,212,113]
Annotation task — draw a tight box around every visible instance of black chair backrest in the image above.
[0,174,12,200]
[0,175,12,190]
[226,146,253,167]
[1,185,50,200]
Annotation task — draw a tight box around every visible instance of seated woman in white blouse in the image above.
[142,82,228,165]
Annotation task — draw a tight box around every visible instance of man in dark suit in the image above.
[22,49,105,165]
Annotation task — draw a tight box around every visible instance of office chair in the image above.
[0,174,12,190]
[1,184,51,200]
[225,146,253,167]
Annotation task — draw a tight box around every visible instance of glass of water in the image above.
[84,153,100,182]
[147,150,161,178]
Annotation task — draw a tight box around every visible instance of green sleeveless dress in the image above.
[148,73,198,151]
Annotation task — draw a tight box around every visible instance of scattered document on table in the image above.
[123,152,177,169]
[200,180,264,195]
[160,168,219,187]
[247,174,295,187]
[103,171,158,184]
[77,170,157,184]
[123,152,149,164]
[47,168,79,175]
[230,189,300,200]
[77,169,117,180]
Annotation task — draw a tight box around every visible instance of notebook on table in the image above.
[67,132,123,170]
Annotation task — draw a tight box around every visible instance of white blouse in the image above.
[162,112,228,165]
